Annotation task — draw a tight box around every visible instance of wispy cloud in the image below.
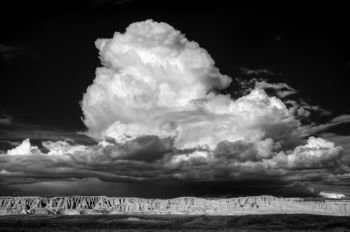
[301,114,350,137]
[88,0,133,7]
[0,43,28,64]
[240,67,275,76]
[0,114,12,125]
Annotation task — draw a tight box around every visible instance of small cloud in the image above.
[0,140,21,146]
[255,80,297,98]
[0,114,12,125]
[0,169,11,175]
[0,169,23,176]
[274,35,281,42]
[6,138,40,156]
[240,67,275,76]
[113,0,133,4]
[88,0,132,7]
[0,43,28,64]
[319,191,346,199]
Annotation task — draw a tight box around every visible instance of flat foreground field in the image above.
[0,214,349,232]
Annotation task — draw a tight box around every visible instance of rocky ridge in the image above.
[0,196,349,216]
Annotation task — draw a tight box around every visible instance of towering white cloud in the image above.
[81,20,302,151]
[82,20,232,146]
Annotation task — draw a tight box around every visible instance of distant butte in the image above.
[0,196,349,216]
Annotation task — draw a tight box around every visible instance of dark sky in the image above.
[0,0,350,198]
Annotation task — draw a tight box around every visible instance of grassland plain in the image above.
[0,214,350,232]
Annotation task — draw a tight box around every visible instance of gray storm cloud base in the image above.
[0,196,349,216]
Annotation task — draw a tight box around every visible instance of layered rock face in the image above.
[0,196,349,216]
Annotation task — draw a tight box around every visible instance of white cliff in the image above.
[0,196,349,216]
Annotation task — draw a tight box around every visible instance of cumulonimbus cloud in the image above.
[1,20,349,197]
[81,19,304,151]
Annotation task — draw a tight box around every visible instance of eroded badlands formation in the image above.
[0,196,349,216]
